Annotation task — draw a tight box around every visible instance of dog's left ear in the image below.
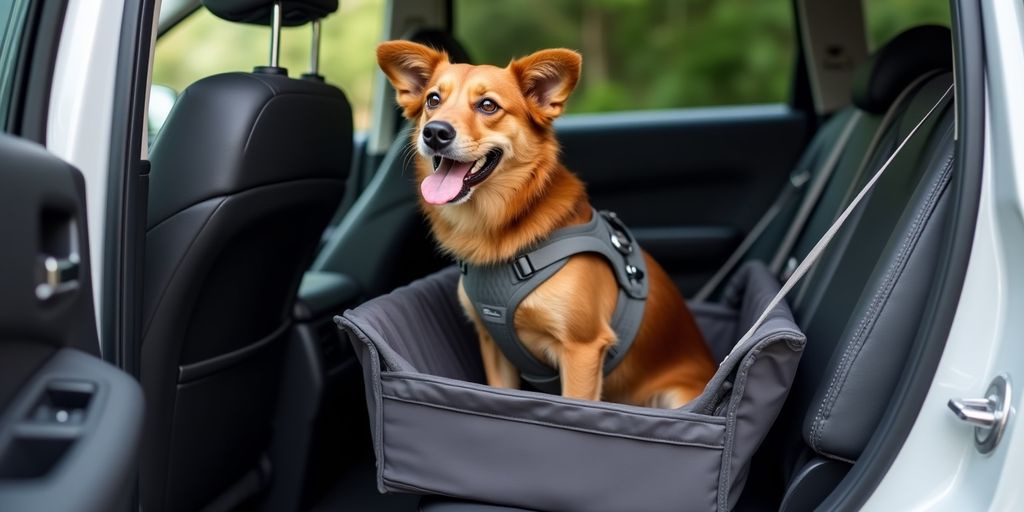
[510,49,582,123]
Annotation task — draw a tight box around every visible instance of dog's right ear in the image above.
[509,49,581,124]
[377,41,447,118]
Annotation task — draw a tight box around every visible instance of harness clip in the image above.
[513,256,535,280]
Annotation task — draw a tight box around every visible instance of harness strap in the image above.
[461,209,648,393]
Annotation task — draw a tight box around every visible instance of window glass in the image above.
[0,0,30,128]
[152,0,384,131]
[455,0,796,114]
[863,0,950,51]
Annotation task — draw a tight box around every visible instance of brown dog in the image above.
[377,41,715,408]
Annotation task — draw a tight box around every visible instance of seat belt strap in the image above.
[778,70,945,283]
[692,178,797,302]
[693,110,861,302]
[723,83,954,362]
[767,110,862,274]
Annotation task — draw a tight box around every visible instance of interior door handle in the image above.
[35,254,80,300]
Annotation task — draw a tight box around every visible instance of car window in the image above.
[863,0,951,51]
[455,0,796,114]
[0,0,31,129]
[151,0,384,133]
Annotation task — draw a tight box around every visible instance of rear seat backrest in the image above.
[738,26,952,296]
[768,72,956,506]
[785,25,953,281]
[802,103,955,460]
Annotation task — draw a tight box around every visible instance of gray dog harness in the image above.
[460,209,649,394]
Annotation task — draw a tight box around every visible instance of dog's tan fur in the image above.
[378,41,715,408]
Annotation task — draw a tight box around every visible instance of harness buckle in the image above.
[513,255,535,280]
[602,211,635,255]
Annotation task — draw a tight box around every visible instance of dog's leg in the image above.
[647,383,704,409]
[558,339,612,401]
[459,279,520,389]
[476,326,521,389]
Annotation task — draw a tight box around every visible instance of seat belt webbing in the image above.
[724,83,954,361]
[767,110,862,275]
[693,110,861,302]
[779,70,945,286]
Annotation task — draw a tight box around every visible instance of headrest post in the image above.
[269,1,282,68]
[310,19,321,75]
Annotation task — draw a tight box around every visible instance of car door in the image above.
[0,1,144,511]
[0,135,143,512]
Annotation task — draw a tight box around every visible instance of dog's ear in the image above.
[377,41,448,118]
[510,49,582,123]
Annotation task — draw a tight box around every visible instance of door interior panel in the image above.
[0,348,143,512]
[0,134,143,512]
[555,104,808,294]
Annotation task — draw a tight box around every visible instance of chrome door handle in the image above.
[36,254,80,300]
[948,374,1012,454]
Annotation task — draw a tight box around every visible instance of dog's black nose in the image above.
[422,121,455,150]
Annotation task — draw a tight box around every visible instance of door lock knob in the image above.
[948,374,1012,454]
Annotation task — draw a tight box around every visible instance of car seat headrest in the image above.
[203,0,337,26]
[852,25,952,114]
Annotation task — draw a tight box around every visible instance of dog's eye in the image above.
[477,99,499,114]
[426,92,441,109]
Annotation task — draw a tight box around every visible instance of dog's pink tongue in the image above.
[421,158,473,204]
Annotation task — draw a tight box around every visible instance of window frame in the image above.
[2,0,67,139]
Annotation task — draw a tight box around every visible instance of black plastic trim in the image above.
[789,0,818,136]
[819,0,985,509]
[102,0,156,373]
[0,348,144,512]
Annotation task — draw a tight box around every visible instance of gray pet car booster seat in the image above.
[337,260,805,512]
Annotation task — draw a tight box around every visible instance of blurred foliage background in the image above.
[153,0,949,132]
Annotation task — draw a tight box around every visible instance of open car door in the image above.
[0,134,143,511]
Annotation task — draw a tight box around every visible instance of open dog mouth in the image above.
[420,148,503,205]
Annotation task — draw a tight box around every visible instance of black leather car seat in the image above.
[310,29,471,299]
[741,74,957,512]
[140,1,352,510]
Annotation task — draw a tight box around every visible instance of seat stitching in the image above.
[381,394,725,449]
[809,135,954,452]
[812,150,953,449]
[810,124,954,448]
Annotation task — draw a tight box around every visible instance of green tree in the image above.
[153,0,951,130]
